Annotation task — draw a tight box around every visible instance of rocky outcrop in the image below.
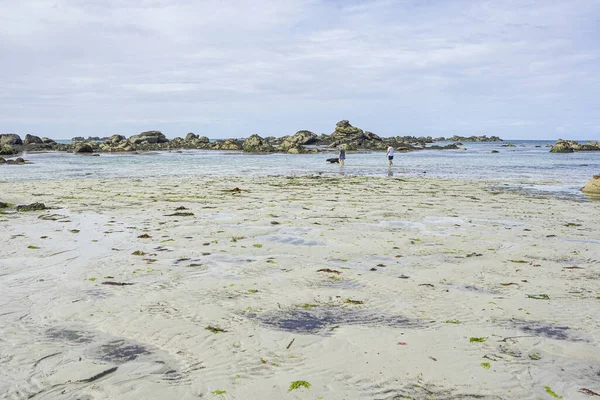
[550,139,574,153]
[0,134,23,146]
[185,132,198,141]
[42,137,56,145]
[550,139,600,153]
[129,131,169,145]
[242,134,274,152]
[0,157,5,164]
[582,176,600,195]
[276,130,318,153]
[331,120,364,141]
[213,139,243,150]
[24,134,43,145]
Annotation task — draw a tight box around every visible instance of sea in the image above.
[1,140,599,201]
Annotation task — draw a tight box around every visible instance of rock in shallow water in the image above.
[582,176,600,194]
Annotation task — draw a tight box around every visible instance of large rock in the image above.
[291,130,318,145]
[242,134,274,152]
[74,143,94,153]
[185,132,198,141]
[582,176,600,195]
[24,134,43,145]
[129,130,169,145]
[0,134,22,146]
[197,136,210,144]
[550,139,574,153]
[106,134,126,144]
[41,137,56,145]
[0,157,5,164]
[331,120,365,141]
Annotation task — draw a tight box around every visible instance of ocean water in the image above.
[1,140,599,200]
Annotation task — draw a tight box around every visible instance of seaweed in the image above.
[102,281,134,286]
[205,326,227,334]
[480,362,490,369]
[138,234,151,239]
[544,386,562,398]
[212,390,227,395]
[527,294,550,300]
[344,299,364,305]
[132,250,145,256]
[289,381,311,391]
[317,268,341,274]
[470,337,487,343]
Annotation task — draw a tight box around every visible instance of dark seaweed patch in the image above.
[98,340,151,363]
[507,320,588,342]
[247,306,420,334]
[46,328,93,344]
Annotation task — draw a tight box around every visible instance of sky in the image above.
[1,0,599,140]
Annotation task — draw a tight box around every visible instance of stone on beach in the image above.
[582,176,600,194]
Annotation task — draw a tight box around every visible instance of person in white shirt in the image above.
[386,146,394,166]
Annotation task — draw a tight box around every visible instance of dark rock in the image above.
[41,137,56,145]
[243,134,274,152]
[197,136,210,144]
[0,157,5,164]
[24,134,43,145]
[72,136,85,142]
[17,202,47,212]
[491,150,499,153]
[15,157,25,163]
[0,134,23,146]
[185,132,198,141]
[0,201,8,208]
[74,143,94,153]
[106,134,126,144]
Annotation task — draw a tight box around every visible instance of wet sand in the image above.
[1,175,599,399]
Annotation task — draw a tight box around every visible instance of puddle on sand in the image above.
[256,235,324,246]
[247,306,420,335]
[46,328,94,344]
[506,319,589,342]
[98,339,152,364]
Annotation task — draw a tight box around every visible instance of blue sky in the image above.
[1,0,599,140]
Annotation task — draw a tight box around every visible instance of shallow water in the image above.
[2,140,599,200]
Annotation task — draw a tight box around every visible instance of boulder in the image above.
[0,157,5,164]
[582,176,600,195]
[74,143,94,153]
[24,134,43,145]
[72,136,85,142]
[550,139,574,153]
[0,134,23,146]
[0,201,8,207]
[0,145,16,155]
[185,132,198,141]
[197,136,210,144]
[129,130,169,145]
[41,137,56,144]
[242,134,274,152]
[106,134,126,144]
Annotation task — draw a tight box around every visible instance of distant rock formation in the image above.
[444,135,502,142]
[550,139,600,153]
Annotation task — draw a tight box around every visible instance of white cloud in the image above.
[0,0,599,139]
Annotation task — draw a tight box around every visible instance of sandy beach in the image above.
[1,175,599,399]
